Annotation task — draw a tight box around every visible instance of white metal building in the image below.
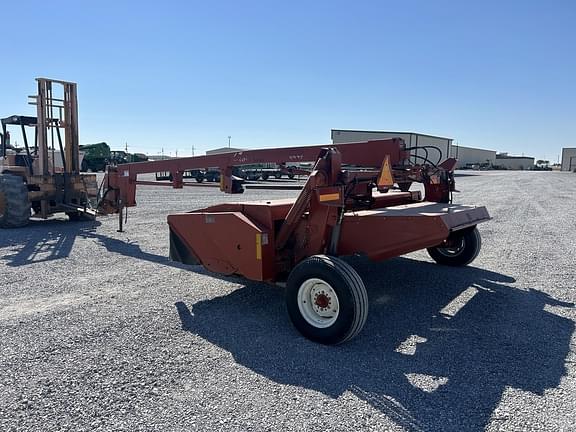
[206,147,245,155]
[561,148,576,171]
[331,129,452,165]
[450,145,497,169]
[495,154,535,170]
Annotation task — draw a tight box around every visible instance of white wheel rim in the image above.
[297,278,340,328]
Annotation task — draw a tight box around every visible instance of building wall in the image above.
[561,148,576,171]
[450,145,496,168]
[495,157,535,170]
[331,129,452,164]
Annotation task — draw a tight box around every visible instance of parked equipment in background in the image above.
[234,164,299,181]
[0,78,98,228]
[79,143,148,172]
[98,139,490,344]
[155,165,303,183]
[80,142,110,172]
[109,150,148,165]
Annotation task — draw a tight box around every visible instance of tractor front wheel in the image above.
[0,174,31,228]
[286,255,368,345]
[427,227,481,266]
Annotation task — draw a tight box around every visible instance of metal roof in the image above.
[331,129,453,141]
[1,115,38,126]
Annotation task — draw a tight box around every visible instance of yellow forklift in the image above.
[0,78,98,228]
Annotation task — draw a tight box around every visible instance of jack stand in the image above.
[117,200,124,232]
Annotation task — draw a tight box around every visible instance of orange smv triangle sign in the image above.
[377,155,394,188]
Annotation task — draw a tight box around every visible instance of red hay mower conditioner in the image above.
[98,139,490,344]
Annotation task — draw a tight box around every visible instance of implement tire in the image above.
[66,211,95,222]
[0,174,31,228]
[286,255,368,345]
[427,227,481,267]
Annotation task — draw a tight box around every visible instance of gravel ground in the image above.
[1,171,575,432]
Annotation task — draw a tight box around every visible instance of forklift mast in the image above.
[33,78,80,175]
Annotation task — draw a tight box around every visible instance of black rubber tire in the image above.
[288,173,295,180]
[274,172,282,179]
[262,173,269,181]
[66,211,94,222]
[195,176,204,183]
[427,227,482,266]
[286,255,368,345]
[398,182,412,192]
[0,174,31,228]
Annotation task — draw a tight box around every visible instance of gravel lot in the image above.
[1,170,575,432]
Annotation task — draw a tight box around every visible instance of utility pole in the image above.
[191,145,195,157]
[228,136,231,148]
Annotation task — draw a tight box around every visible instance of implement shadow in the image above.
[175,257,574,432]
[0,219,192,270]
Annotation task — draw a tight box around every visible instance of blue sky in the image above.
[1,0,574,161]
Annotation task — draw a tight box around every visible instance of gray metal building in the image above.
[495,154,535,170]
[331,129,452,164]
[450,145,496,169]
[561,148,576,171]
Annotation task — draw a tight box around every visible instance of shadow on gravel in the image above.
[0,219,101,266]
[175,257,574,432]
[0,219,195,270]
[84,232,193,270]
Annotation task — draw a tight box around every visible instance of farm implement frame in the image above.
[98,138,490,344]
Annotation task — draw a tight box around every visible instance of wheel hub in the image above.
[297,278,340,328]
[314,293,330,309]
[437,237,466,257]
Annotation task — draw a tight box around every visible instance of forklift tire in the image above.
[0,174,31,228]
[286,255,368,345]
[427,227,481,267]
